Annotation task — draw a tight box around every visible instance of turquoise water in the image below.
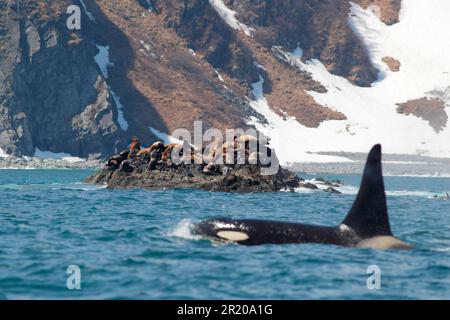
[0,169,449,299]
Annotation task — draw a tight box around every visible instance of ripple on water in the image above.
[0,170,449,299]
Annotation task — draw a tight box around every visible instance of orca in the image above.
[193,144,412,250]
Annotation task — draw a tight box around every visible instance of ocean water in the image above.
[0,169,449,300]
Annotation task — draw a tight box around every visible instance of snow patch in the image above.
[214,69,224,82]
[209,0,254,36]
[94,45,113,78]
[140,40,152,52]
[109,88,129,131]
[34,148,85,163]
[248,73,353,164]
[248,1,450,164]
[79,0,96,22]
[149,127,184,145]
[93,45,129,131]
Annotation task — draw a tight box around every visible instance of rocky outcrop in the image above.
[382,56,401,72]
[86,160,347,193]
[0,1,124,157]
[356,0,402,25]
[86,163,302,192]
[396,97,448,133]
[219,0,380,86]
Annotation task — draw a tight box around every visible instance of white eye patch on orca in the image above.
[217,231,249,241]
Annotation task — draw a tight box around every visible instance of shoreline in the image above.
[286,152,450,176]
[0,156,102,170]
[2,153,450,176]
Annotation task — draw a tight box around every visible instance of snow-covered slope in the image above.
[249,0,450,164]
[34,148,85,163]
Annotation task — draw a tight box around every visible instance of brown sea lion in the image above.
[138,141,164,157]
[161,143,182,162]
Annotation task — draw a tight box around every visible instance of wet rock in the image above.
[301,182,319,190]
[86,163,302,193]
[324,187,342,194]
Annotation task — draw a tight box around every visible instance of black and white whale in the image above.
[193,144,412,249]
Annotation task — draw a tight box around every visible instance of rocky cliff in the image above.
[0,0,403,159]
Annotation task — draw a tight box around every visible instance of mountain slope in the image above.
[1,0,447,163]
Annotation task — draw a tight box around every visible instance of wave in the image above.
[51,183,107,191]
[432,247,450,253]
[0,182,107,191]
[384,174,450,178]
[386,190,441,198]
[288,182,445,198]
[167,219,202,240]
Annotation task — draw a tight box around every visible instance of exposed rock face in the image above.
[356,0,402,25]
[0,0,403,157]
[0,1,123,157]
[86,164,302,193]
[382,56,401,72]
[222,0,379,87]
[396,97,448,133]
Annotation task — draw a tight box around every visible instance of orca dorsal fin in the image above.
[342,144,392,238]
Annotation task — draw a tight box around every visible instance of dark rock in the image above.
[301,182,318,190]
[86,163,301,193]
[324,187,342,194]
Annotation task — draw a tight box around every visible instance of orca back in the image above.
[342,144,392,238]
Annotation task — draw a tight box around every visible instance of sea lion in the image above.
[138,141,164,157]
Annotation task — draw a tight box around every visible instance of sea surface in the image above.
[0,169,449,299]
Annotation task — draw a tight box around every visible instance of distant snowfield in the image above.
[34,148,85,163]
[248,0,450,164]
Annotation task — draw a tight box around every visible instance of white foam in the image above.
[282,187,316,193]
[168,220,201,240]
[386,190,442,198]
[288,182,440,198]
[209,0,254,36]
